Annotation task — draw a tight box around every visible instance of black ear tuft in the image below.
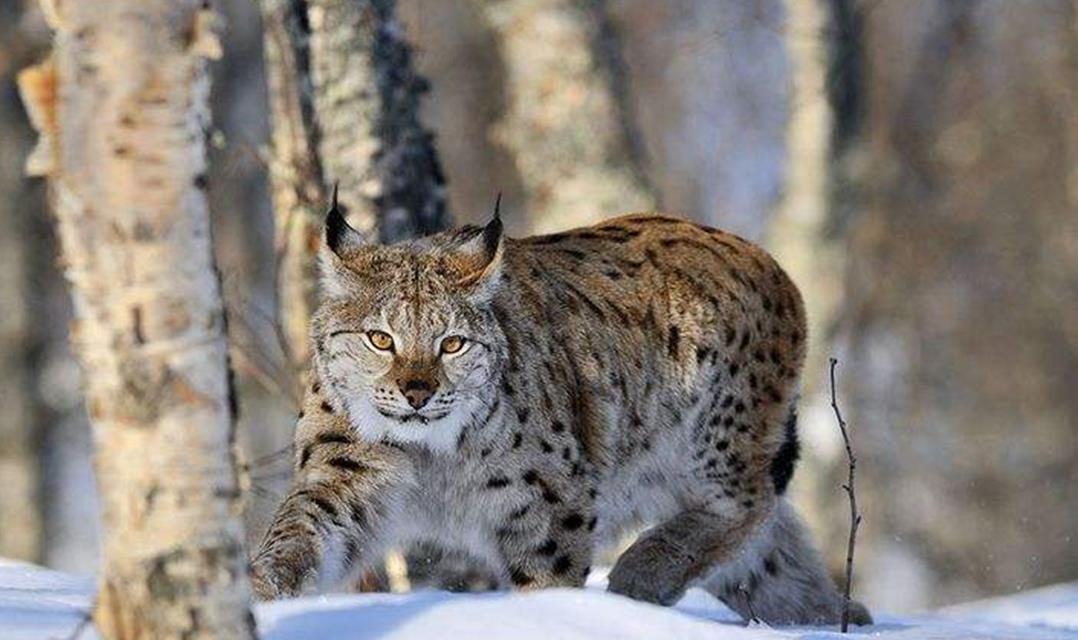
[325,182,361,255]
[482,192,503,256]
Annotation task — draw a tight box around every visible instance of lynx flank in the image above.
[252,202,872,625]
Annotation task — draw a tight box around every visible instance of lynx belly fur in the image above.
[251,202,872,626]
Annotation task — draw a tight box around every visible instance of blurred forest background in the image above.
[1,0,1075,614]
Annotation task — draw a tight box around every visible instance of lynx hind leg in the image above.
[700,499,873,626]
[607,487,774,607]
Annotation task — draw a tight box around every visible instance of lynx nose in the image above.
[399,378,437,410]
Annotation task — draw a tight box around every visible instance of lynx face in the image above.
[311,204,507,451]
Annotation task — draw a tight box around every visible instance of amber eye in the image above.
[440,335,465,355]
[367,330,394,351]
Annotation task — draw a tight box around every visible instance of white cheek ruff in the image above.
[348,396,480,454]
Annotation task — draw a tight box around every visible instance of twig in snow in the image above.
[829,357,862,633]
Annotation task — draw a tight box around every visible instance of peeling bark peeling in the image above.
[19,1,256,638]
[479,0,654,233]
[307,0,450,244]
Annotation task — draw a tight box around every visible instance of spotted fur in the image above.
[250,211,871,626]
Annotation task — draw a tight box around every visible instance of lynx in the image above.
[251,199,872,625]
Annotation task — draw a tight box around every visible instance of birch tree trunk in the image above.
[306,0,450,244]
[259,0,327,372]
[19,1,255,637]
[479,0,654,233]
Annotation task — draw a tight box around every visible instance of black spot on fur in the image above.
[764,556,778,576]
[512,432,523,448]
[523,470,539,484]
[553,555,572,575]
[312,497,337,518]
[328,457,363,472]
[770,406,801,495]
[320,401,334,413]
[316,432,352,445]
[537,539,558,556]
[561,513,585,530]
[667,325,680,357]
[486,476,512,489]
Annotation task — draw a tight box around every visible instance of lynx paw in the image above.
[607,536,695,606]
[249,545,316,601]
[846,600,874,626]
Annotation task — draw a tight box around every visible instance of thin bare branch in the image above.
[829,356,861,633]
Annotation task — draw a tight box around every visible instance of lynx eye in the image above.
[366,330,395,352]
[440,335,465,355]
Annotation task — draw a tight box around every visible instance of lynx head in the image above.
[311,194,508,452]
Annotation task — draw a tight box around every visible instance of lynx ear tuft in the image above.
[325,183,365,257]
[450,194,505,296]
[482,192,503,256]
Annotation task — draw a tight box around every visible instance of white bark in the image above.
[19,1,255,637]
[479,0,654,233]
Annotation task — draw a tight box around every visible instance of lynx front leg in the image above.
[251,395,413,599]
[494,478,596,590]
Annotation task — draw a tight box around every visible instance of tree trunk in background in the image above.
[767,0,863,582]
[0,0,44,564]
[769,0,843,393]
[479,0,654,233]
[19,1,255,636]
[307,0,450,244]
[840,0,1078,609]
[259,0,327,373]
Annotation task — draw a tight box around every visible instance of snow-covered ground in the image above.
[3,558,1077,640]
